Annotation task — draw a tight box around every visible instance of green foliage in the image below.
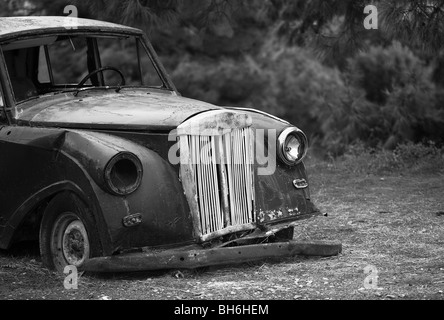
[317,43,444,154]
[172,56,267,106]
[172,42,345,137]
[380,0,444,55]
[5,0,444,156]
[394,142,444,170]
[75,0,180,29]
[331,141,444,175]
[257,42,346,136]
[432,51,444,88]
[348,43,430,104]
[0,1,9,16]
[9,0,444,64]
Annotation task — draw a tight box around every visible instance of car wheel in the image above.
[39,192,100,272]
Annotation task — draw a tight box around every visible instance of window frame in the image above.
[0,47,13,124]
[0,84,5,123]
[37,45,54,85]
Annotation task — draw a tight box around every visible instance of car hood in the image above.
[16,90,223,130]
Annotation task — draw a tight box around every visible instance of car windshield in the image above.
[1,34,165,103]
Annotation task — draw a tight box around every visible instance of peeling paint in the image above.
[257,206,301,223]
[122,199,131,215]
[0,16,140,41]
[16,91,221,129]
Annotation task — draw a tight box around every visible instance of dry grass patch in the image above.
[1,157,443,300]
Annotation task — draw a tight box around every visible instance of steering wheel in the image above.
[77,66,126,88]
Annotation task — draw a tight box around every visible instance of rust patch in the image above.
[257,207,301,223]
[0,16,141,40]
[177,110,252,136]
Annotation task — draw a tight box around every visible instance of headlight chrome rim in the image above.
[104,152,143,196]
[277,127,308,166]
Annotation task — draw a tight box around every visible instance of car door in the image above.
[0,47,61,240]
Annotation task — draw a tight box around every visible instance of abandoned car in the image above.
[0,16,340,272]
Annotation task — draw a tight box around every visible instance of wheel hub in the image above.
[62,220,90,266]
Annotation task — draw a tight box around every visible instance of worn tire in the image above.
[39,192,101,272]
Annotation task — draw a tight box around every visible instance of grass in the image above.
[1,150,444,300]
[319,141,444,175]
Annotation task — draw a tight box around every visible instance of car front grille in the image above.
[180,127,255,241]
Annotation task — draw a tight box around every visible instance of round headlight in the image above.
[104,152,143,196]
[277,127,308,166]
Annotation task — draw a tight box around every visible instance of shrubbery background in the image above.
[2,0,444,159]
[170,40,444,156]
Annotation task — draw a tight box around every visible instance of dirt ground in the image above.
[1,161,443,300]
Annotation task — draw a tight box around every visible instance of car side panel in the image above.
[0,126,195,253]
[0,126,61,222]
[0,126,112,251]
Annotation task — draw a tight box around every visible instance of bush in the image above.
[348,42,429,105]
[172,55,268,106]
[393,142,444,171]
[172,42,347,140]
[171,40,444,156]
[257,43,346,138]
[318,43,444,154]
[330,141,444,175]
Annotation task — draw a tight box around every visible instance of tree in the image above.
[380,1,444,55]
[74,0,180,30]
[6,0,444,61]
[262,0,444,66]
[0,0,37,16]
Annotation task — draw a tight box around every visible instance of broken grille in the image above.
[181,127,255,239]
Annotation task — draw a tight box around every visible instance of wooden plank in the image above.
[82,240,343,273]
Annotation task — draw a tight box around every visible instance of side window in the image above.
[3,48,39,102]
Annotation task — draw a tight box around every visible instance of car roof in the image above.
[0,16,142,41]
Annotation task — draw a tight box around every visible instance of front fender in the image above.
[61,130,194,252]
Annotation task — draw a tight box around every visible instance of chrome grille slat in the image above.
[182,127,255,238]
[211,137,224,231]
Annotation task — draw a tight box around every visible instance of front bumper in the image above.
[82,220,342,272]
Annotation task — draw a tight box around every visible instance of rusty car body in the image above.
[0,16,340,272]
